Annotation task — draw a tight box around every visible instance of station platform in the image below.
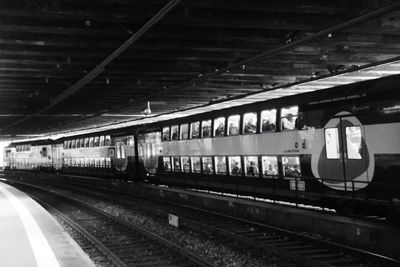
[0,180,95,267]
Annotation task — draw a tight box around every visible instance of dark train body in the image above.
[4,76,400,217]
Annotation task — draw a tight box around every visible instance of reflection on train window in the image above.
[68,140,72,149]
[243,113,257,134]
[214,117,225,137]
[325,128,340,159]
[163,157,171,171]
[228,156,241,176]
[63,141,67,149]
[215,156,227,175]
[202,157,214,174]
[116,142,125,159]
[94,136,100,146]
[99,136,105,146]
[76,140,80,148]
[190,122,200,139]
[281,106,298,131]
[172,156,180,172]
[80,139,84,148]
[262,156,278,178]
[84,138,89,147]
[244,156,259,177]
[72,139,77,148]
[89,137,94,147]
[162,127,170,141]
[171,125,179,140]
[261,109,276,132]
[346,126,362,159]
[227,115,240,136]
[282,156,301,178]
[105,135,111,146]
[180,124,189,140]
[202,120,212,138]
[191,157,201,173]
[181,157,190,172]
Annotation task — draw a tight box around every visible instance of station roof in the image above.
[1,0,400,140]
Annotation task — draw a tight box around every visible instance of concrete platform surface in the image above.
[0,181,95,267]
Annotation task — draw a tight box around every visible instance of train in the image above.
[3,75,400,218]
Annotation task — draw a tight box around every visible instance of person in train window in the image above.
[244,119,257,134]
[215,123,225,136]
[282,113,296,130]
[231,162,241,175]
[266,164,278,176]
[247,161,259,176]
[262,118,276,132]
[228,123,239,135]
[164,162,171,171]
[204,163,213,173]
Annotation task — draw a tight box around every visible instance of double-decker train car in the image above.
[3,75,400,217]
[153,75,400,216]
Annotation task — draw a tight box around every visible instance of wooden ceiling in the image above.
[1,0,400,139]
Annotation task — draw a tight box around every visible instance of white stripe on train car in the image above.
[0,185,60,267]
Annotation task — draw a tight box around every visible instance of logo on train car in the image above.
[311,112,374,191]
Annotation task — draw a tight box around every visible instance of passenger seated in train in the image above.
[281,113,296,130]
[228,123,239,135]
[204,163,213,173]
[261,118,275,132]
[215,123,225,136]
[244,118,257,134]
[164,162,171,171]
[265,164,278,176]
[247,161,259,176]
[231,162,241,175]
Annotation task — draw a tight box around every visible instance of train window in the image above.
[100,157,105,168]
[105,158,111,168]
[99,136,105,146]
[163,157,171,171]
[243,113,257,134]
[94,136,100,146]
[215,156,227,175]
[81,158,85,167]
[90,158,95,167]
[190,122,200,139]
[262,156,278,178]
[282,156,301,178]
[85,158,90,167]
[68,140,72,149]
[72,139,77,149]
[228,156,242,176]
[80,139,84,148]
[76,139,81,148]
[214,117,225,137]
[162,127,170,141]
[63,141,67,149]
[171,125,179,140]
[201,120,212,138]
[281,106,298,131]
[261,109,276,132]
[191,157,201,173]
[42,147,47,157]
[84,138,89,147]
[202,157,214,174]
[244,156,259,177]
[346,126,362,159]
[95,158,100,168]
[227,115,240,136]
[181,157,190,172]
[325,128,340,159]
[105,135,111,146]
[180,124,189,140]
[89,137,94,147]
[172,156,180,172]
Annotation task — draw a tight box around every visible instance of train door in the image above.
[317,112,370,191]
[137,132,161,176]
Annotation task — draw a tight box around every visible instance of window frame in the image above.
[243,112,258,135]
[213,117,226,137]
[162,126,170,141]
[280,106,299,131]
[201,120,212,138]
[261,156,279,178]
[227,115,240,136]
[261,109,277,133]
[190,121,200,139]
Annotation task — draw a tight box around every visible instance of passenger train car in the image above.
[3,75,400,217]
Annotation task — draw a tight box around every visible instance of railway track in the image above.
[6,176,400,267]
[16,182,215,267]
[36,178,400,267]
